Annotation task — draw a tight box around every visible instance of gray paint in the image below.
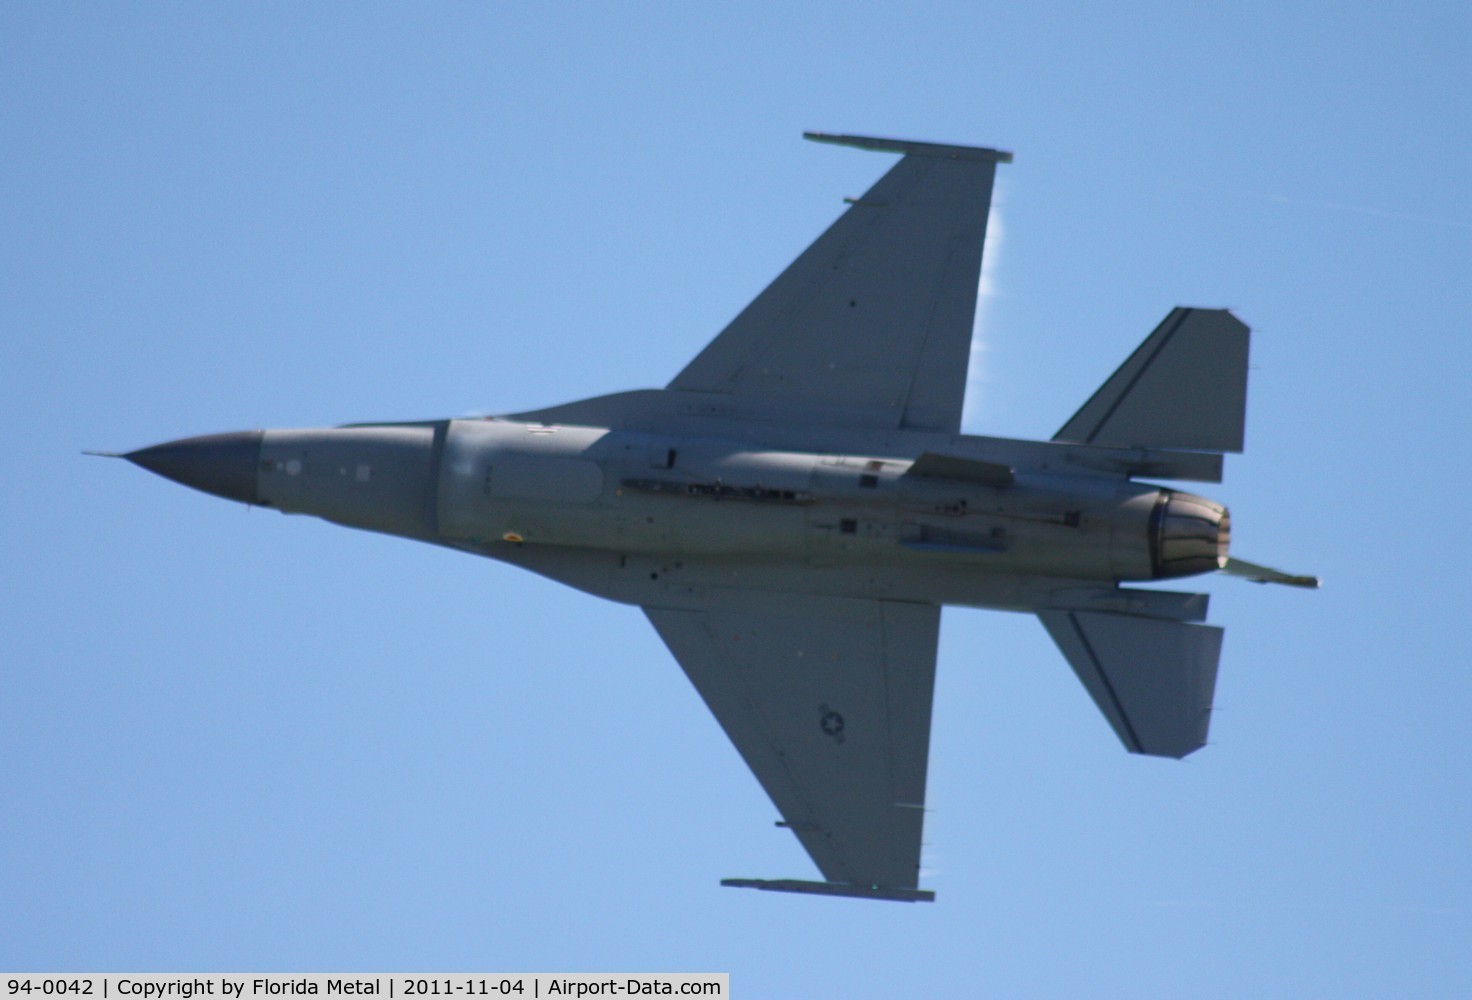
[647,594,938,890]
[1039,611,1224,759]
[670,134,1009,433]
[1054,308,1251,453]
[117,133,1315,903]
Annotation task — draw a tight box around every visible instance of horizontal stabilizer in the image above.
[1038,610,1222,759]
[722,878,934,903]
[906,452,1014,486]
[1054,308,1249,453]
[1223,556,1321,589]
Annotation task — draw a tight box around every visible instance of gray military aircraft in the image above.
[111,132,1316,903]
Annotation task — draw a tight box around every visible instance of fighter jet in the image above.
[111,132,1316,903]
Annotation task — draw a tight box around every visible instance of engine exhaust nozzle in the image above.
[1150,490,1230,579]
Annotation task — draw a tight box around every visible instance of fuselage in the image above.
[246,416,1229,614]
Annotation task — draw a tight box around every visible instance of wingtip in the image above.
[722,877,935,903]
[803,131,1013,163]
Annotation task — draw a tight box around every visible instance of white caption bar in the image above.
[2,976,728,1000]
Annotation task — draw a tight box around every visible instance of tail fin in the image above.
[1054,308,1249,453]
[1038,610,1223,759]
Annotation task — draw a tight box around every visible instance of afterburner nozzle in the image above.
[1150,490,1230,579]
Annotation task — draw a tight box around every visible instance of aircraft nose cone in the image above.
[126,431,264,505]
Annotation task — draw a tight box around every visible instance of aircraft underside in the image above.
[111,132,1315,902]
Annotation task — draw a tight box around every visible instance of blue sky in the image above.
[3,3,1469,995]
